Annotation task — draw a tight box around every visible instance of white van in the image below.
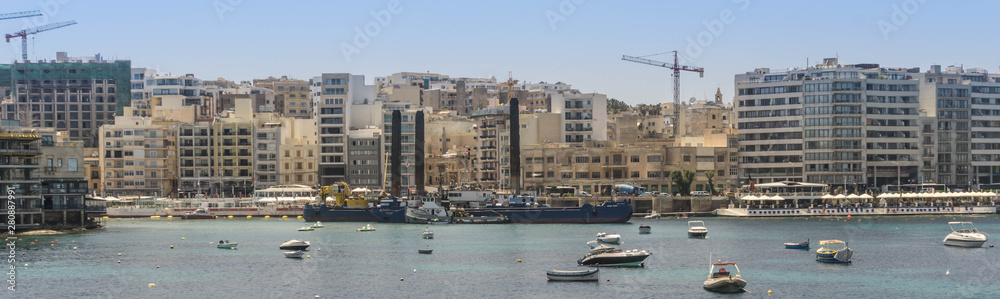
[690,191,710,196]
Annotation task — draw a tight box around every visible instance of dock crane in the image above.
[0,10,42,21]
[622,51,704,137]
[6,20,77,61]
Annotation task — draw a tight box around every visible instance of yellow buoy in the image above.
[400,278,404,281]
[148,283,156,288]
[306,255,311,258]
[167,215,173,219]
[102,216,109,219]
[516,259,522,263]
[768,290,772,295]
[156,265,159,268]
[181,237,185,240]
[170,245,174,249]
[265,215,270,218]
[118,253,122,256]
[118,260,121,263]
[282,215,288,218]
[150,216,160,219]
[247,215,252,218]
[297,216,303,219]
[228,215,234,218]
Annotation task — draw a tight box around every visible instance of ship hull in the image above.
[302,204,379,222]
[464,202,633,224]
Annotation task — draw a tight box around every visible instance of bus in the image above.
[547,186,577,197]
[881,183,947,194]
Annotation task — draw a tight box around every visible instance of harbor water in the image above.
[13,215,1000,298]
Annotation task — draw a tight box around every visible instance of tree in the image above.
[705,170,717,195]
[607,98,630,114]
[670,169,696,196]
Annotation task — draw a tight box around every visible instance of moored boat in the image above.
[216,241,237,249]
[181,208,215,220]
[284,251,305,258]
[596,232,621,244]
[406,196,451,224]
[421,228,434,239]
[784,239,810,249]
[577,245,651,267]
[688,221,708,238]
[815,240,852,263]
[703,261,747,293]
[357,224,376,232]
[943,221,988,248]
[279,240,310,251]
[311,221,325,228]
[644,211,661,219]
[546,268,599,281]
[639,224,651,234]
[418,249,433,254]
[297,226,314,232]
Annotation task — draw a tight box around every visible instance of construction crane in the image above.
[6,20,77,61]
[622,51,704,137]
[0,10,42,21]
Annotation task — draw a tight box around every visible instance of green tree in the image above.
[705,170,716,195]
[608,98,630,114]
[670,169,696,196]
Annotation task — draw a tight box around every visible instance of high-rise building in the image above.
[0,54,131,147]
[253,76,312,118]
[313,73,375,186]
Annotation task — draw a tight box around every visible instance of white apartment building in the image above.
[550,92,609,143]
[312,73,375,186]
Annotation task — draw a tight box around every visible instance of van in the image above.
[690,191,710,196]
[577,191,592,197]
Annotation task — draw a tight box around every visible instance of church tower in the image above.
[714,87,723,105]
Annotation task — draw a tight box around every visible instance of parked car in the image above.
[638,192,655,197]
[690,191,711,196]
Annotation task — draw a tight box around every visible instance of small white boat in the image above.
[639,224,651,234]
[357,224,376,232]
[546,268,599,281]
[596,232,621,244]
[297,226,314,232]
[421,228,434,239]
[644,211,661,219]
[943,221,988,248]
[688,221,708,238]
[578,245,651,267]
[703,261,747,293]
[216,241,237,249]
[284,251,305,258]
[278,240,310,251]
[816,240,853,263]
[311,221,325,228]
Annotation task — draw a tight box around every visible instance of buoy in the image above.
[73,246,77,250]
[282,215,288,218]
[413,269,417,272]
[118,260,121,263]
[228,215,233,218]
[516,259,522,263]
[768,290,772,295]
[156,265,160,268]
[606,278,610,282]
[170,245,174,249]
[181,237,185,240]
[400,278,404,281]
[167,215,173,218]
[51,244,54,247]
[148,283,156,288]
[210,242,214,245]
[297,216,303,219]
[847,215,851,219]
[247,215,252,218]
[265,216,270,218]
[118,253,122,256]
[306,255,310,258]
[946,270,950,275]
[102,216,109,219]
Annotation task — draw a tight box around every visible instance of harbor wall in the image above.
[537,196,729,214]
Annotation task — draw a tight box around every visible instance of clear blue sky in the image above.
[2,0,997,105]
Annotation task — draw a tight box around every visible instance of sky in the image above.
[2,0,998,106]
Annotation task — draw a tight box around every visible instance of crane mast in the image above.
[5,20,77,61]
[622,51,704,137]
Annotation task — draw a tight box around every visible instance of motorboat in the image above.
[357,224,376,232]
[815,240,853,263]
[311,221,325,228]
[577,245,651,267]
[405,196,451,224]
[596,232,621,244]
[639,224,651,234]
[297,226,314,232]
[181,208,214,220]
[284,251,305,258]
[546,268,599,281]
[784,239,810,249]
[421,228,434,239]
[688,221,708,238]
[216,240,237,249]
[943,221,988,248]
[418,249,433,254]
[278,240,310,251]
[644,211,661,219]
[703,261,747,293]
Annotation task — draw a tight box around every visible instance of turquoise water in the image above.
[11,215,1000,298]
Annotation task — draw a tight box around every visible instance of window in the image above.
[630,156,639,163]
[683,155,691,162]
[647,155,661,162]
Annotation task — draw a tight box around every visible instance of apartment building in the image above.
[381,104,423,194]
[253,76,312,118]
[470,107,510,189]
[550,92,609,143]
[347,128,383,188]
[313,73,375,185]
[0,126,42,227]
[99,115,178,197]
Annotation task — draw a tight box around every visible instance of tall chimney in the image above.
[415,111,425,195]
[391,110,402,197]
[509,98,521,196]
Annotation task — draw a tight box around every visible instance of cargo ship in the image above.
[302,182,407,222]
[463,196,633,224]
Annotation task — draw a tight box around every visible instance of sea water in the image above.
[11,215,1000,298]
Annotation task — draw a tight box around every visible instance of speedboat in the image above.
[644,211,661,219]
[703,261,747,293]
[421,228,434,239]
[181,208,214,219]
[815,240,853,263]
[311,221,325,228]
[688,221,708,238]
[943,221,988,248]
[297,226,314,232]
[216,241,237,249]
[784,239,810,249]
[639,224,651,234]
[596,232,621,244]
[278,240,310,251]
[577,245,651,267]
[284,251,305,258]
[357,224,376,232]
[547,268,599,281]
[418,249,433,254]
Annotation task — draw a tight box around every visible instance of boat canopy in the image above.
[948,221,974,225]
[711,262,736,266]
[818,240,845,245]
